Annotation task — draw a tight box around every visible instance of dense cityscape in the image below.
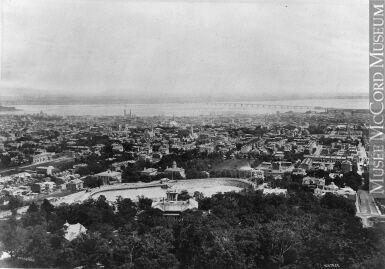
[0,108,384,268]
[0,0,379,268]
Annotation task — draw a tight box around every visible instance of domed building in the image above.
[164,161,186,179]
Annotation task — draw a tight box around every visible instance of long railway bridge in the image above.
[209,102,327,111]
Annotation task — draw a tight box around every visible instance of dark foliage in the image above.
[0,189,384,269]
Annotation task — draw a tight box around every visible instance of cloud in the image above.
[0,0,368,101]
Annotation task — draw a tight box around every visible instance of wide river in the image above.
[2,98,368,117]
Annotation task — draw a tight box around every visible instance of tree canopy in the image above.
[0,189,384,269]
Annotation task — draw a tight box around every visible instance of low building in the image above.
[262,188,287,195]
[252,169,264,180]
[32,152,54,164]
[158,145,170,155]
[112,143,124,152]
[31,182,56,193]
[199,144,215,154]
[273,151,285,160]
[336,187,356,198]
[314,182,340,196]
[299,158,313,170]
[93,171,122,185]
[152,190,198,216]
[302,177,325,189]
[141,167,158,177]
[256,162,272,174]
[36,166,55,175]
[240,144,252,154]
[66,178,84,191]
[292,168,307,176]
[341,160,352,173]
[31,182,43,193]
[63,222,87,241]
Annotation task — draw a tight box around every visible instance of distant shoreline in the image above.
[0,105,20,112]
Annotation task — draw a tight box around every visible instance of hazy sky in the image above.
[0,0,368,102]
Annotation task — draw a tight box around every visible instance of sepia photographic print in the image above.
[0,0,384,268]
